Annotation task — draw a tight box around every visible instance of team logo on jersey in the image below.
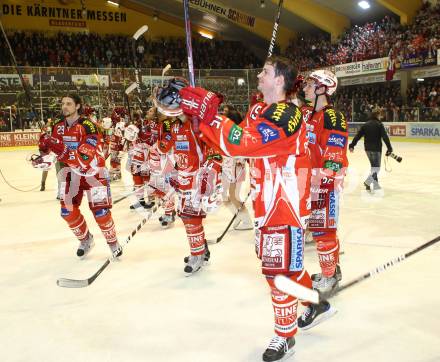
[326,133,346,148]
[227,124,243,145]
[257,123,279,144]
[250,104,263,121]
[176,141,189,151]
[307,131,316,144]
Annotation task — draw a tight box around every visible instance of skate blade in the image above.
[300,307,338,330]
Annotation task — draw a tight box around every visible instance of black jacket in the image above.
[350,118,393,152]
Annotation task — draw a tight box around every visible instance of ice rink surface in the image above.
[1,141,440,362]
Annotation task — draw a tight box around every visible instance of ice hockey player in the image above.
[109,108,126,181]
[298,70,348,326]
[179,56,323,361]
[155,77,223,274]
[37,94,122,258]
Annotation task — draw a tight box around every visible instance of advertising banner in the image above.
[0,131,40,147]
[0,74,33,87]
[335,57,388,78]
[408,123,440,139]
[72,74,109,87]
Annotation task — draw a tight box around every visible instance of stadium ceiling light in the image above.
[260,0,266,9]
[358,1,370,9]
[199,30,214,40]
[107,1,119,7]
[417,78,425,82]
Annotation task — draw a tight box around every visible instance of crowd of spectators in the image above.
[334,77,440,122]
[0,31,260,70]
[285,0,440,70]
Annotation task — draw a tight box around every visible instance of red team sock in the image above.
[314,231,339,277]
[61,207,90,241]
[94,209,118,244]
[267,270,313,337]
[182,217,205,255]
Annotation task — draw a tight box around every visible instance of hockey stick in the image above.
[274,234,440,304]
[216,191,251,243]
[182,0,199,133]
[161,64,172,86]
[132,25,149,93]
[113,183,148,205]
[267,0,284,58]
[56,203,160,288]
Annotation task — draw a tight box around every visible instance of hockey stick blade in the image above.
[274,275,319,304]
[56,206,160,288]
[57,260,110,288]
[162,64,172,77]
[133,25,148,40]
[125,82,138,95]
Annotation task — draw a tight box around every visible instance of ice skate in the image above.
[76,233,95,258]
[108,241,123,258]
[184,247,210,275]
[160,212,175,229]
[262,335,295,362]
[298,301,337,330]
[184,241,210,264]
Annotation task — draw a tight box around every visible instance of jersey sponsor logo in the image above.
[309,209,326,228]
[64,141,79,150]
[176,141,189,151]
[164,134,172,141]
[176,135,187,141]
[262,233,285,270]
[324,109,347,131]
[257,123,280,143]
[307,131,316,144]
[227,124,243,145]
[263,102,302,136]
[329,191,336,218]
[83,119,97,134]
[323,160,343,172]
[327,133,346,148]
[86,137,97,147]
[289,227,304,271]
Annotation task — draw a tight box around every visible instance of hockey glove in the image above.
[41,134,69,161]
[179,87,223,125]
[385,149,392,157]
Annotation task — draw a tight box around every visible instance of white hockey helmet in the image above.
[307,70,338,96]
[124,124,139,142]
[114,121,126,137]
[153,77,189,117]
[102,117,113,130]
